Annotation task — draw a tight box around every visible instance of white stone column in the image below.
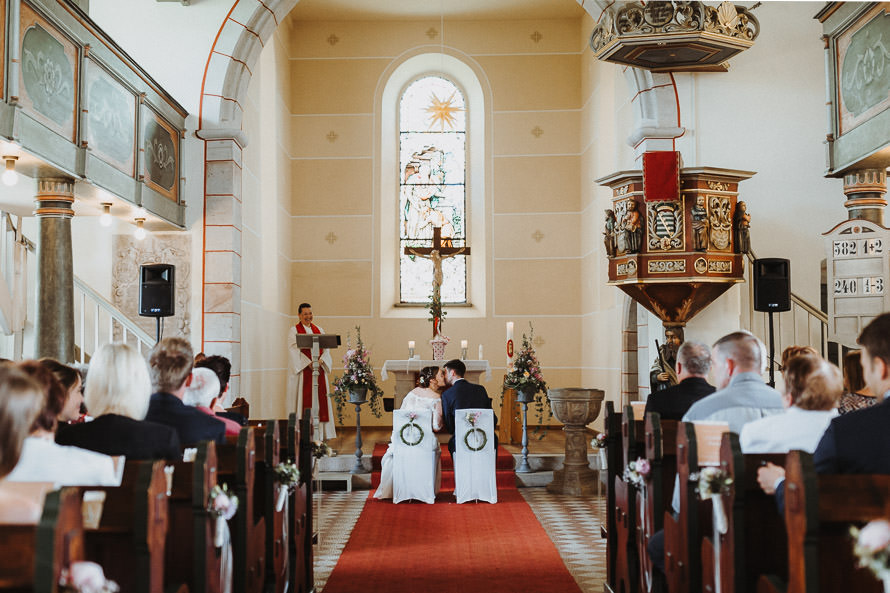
[200,133,245,398]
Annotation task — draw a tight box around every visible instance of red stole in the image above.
[296,323,330,422]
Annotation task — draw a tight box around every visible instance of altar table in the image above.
[381,359,492,408]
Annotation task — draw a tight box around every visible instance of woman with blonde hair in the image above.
[741,353,842,453]
[55,342,181,460]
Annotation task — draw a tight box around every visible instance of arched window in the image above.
[398,76,467,304]
[378,51,488,319]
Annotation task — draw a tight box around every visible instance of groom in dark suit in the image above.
[441,359,497,455]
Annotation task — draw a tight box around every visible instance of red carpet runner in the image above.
[321,488,583,593]
[370,442,517,490]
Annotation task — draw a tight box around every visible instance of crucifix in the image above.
[403,226,470,304]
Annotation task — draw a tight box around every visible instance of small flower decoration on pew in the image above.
[59,561,120,593]
[590,433,607,450]
[623,457,650,488]
[691,467,733,500]
[851,519,890,582]
[273,460,300,512]
[399,411,424,446]
[311,441,333,459]
[207,483,239,548]
[464,411,487,451]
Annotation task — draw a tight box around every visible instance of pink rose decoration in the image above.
[859,519,890,552]
[636,458,651,477]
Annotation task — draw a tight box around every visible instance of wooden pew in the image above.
[250,420,289,593]
[663,421,728,593]
[635,413,678,593]
[165,440,223,593]
[286,414,310,593]
[0,487,85,593]
[613,404,646,593]
[227,397,250,420]
[83,460,173,593]
[757,451,890,593]
[297,414,315,593]
[699,433,785,593]
[218,427,266,593]
[604,401,622,592]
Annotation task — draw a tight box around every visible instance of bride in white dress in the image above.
[374,366,444,500]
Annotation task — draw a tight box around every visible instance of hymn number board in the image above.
[824,220,890,345]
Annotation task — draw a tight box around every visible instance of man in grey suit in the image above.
[440,359,497,455]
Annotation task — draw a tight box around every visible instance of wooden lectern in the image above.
[294,334,341,413]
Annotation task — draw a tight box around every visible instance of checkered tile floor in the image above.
[313,488,607,592]
[520,489,608,593]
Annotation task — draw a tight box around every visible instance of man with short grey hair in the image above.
[644,340,716,420]
[681,331,783,433]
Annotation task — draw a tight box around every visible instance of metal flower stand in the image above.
[515,388,535,474]
[351,398,366,474]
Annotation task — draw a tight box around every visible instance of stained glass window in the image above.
[399,76,467,304]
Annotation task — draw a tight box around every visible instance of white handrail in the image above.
[73,276,155,362]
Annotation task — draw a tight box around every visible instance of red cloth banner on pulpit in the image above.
[643,151,681,202]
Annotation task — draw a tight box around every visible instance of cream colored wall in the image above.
[240,31,295,420]
[263,16,587,427]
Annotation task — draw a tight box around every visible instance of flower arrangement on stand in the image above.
[503,325,551,432]
[330,327,384,423]
[428,293,450,359]
[852,519,890,590]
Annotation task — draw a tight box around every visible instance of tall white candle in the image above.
[408,340,415,349]
[478,344,483,360]
[506,322,514,341]
[461,340,468,349]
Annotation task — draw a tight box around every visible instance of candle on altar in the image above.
[460,340,468,349]
[478,344,484,360]
[506,322,514,341]
[408,340,415,358]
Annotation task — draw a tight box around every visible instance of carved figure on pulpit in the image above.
[621,201,642,254]
[649,326,683,392]
[708,196,732,251]
[604,209,617,257]
[734,200,751,254]
[691,196,709,251]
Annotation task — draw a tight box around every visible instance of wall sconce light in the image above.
[2,156,18,186]
[134,218,147,240]
[99,203,112,227]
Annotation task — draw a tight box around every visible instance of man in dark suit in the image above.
[644,340,715,420]
[145,337,226,446]
[440,359,497,455]
[758,312,890,508]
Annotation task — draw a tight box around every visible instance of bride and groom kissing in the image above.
[373,359,497,500]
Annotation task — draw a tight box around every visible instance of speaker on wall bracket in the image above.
[139,263,175,343]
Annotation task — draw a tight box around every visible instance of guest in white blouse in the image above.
[374,366,444,500]
[740,353,842,454]
[6,361,119,487]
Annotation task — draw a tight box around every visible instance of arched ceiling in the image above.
[286,0,586,21]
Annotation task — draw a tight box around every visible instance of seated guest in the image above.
[56,343,181,461]
[39,358,84,424]
[740,353,841,453]
[7,361,118,486]
[644,340,715,421]
[0,366,47,523]
[838,349,877,414]
[682,331,784,433]
[441,359,497,455]
[759,313,890,508]
[184,368,241,437]
[146,337,225,446]
[195,354,246,425]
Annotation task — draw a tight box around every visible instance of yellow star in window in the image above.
[425,91,464,131]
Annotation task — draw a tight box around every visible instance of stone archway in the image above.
[196,0,297,396]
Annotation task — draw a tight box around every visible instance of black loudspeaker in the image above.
[754,258,791,312]
[139,264,175,317]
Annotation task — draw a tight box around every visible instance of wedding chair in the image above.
[392,409,439,504]
[453,408,497,504]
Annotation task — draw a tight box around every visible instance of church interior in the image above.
[1,0,889,592]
